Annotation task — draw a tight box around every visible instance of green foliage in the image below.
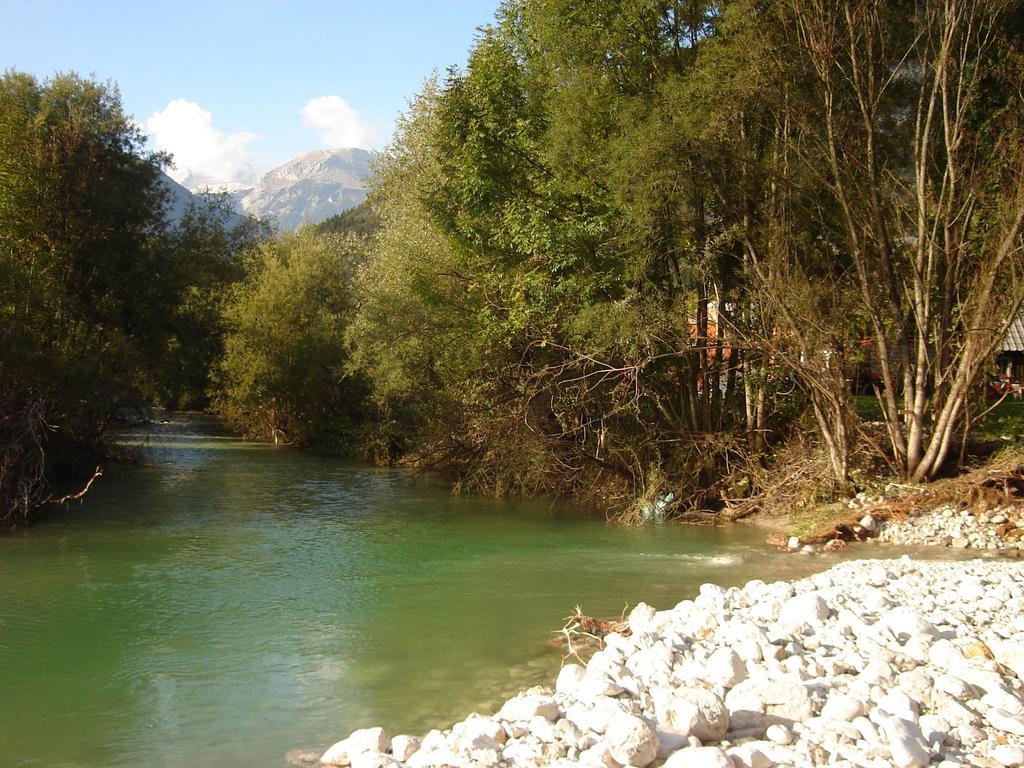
[0,71,173,520]
[0,70,265,521]
[216,230,370,450]
[346,0,1022,511]
[347,3,766,506]
[6,1,1018,518]
[150,196,271,408]
[313,199,381,238]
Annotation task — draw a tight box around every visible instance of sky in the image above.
[1,0,500,186]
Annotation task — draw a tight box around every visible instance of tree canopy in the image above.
[0,71,266,522]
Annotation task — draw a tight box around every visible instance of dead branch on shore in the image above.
[550,605,630,662]
[800,457,1024,544]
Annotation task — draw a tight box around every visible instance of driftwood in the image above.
[550,606,630,662]
[802,463,1024,544]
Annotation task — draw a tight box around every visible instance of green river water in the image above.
[0,415,912,767]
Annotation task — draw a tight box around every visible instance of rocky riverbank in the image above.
[878,504,1024,552]
[308,557,1024,768]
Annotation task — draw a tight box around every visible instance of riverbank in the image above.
[309,555,1024,768]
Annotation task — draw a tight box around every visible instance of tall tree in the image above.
[782,0,1024,480]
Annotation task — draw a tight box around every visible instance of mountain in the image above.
[197,148,375,232]
[161,172,199,222]
[159,172,246,230]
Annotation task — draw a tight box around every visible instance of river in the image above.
[0,414,895,767]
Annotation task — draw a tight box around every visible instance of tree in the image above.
[151,195,271,408]
[781,0,1024,481]
[350,3,783,509]
[215,230,369,449]
[0,71,171,521]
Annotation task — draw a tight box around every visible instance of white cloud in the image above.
[146,99,258,188]
[301,95,381,149]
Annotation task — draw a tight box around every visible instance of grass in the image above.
[787,500,853,540]
[853,395,1024,442]
[852,394,883,421]
[973,400,1024,442]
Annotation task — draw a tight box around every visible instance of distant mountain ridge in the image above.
[159,172,246,229]
[195,148,376,232]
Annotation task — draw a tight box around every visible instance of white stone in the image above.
[583,650,628,697]
[949,663,1010,696]
[988,707,1024,736]
[881,717,930,768]
[350,754,399,768]
[554,717,583,748]
[500,741,540,767]
[726,742,771,768]
[916,714,948,745]
[664,746,735,768]
[577,741,616,768]
[765,723,793,744]
[897,667,932,704]
[527,714,556,743]
[724,677,812,731]
[883,606,939,639]
[653,686,729,741]
[983,689,1024,716]
[733,637,763,663]
[779,592,830,627]
[705,647,747,689]
[604,711,658,767]
[936,694,982,727]
[579,674,625,698]
[451,716,507,750]
[858,658,896,686]
[465,743,501,767]
[604,632,632,655]
[929,640,966,671]
[418,730,445,753]
[390,735,420,762]
[821,693,866,722]
[628,602,657,635]
[958,578,987,602]
[862,588,895,613]
[321,728,390,766]
[698,583,728,606]
[852,715,878,743]
[992,745,1024,767]
[877,690,919,722]
[935,673,975,699]
[320,739,352,766]
[993,640,1024,682]
[956,724,984,745]
[565,696,626,736]
[867,565,890,587]
[626,643,674,686]
[556,663,587,695]
[498,694,560,723]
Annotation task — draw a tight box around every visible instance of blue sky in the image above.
[1,0,500,185]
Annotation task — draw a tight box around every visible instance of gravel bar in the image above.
[312,557,1024,768]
